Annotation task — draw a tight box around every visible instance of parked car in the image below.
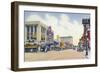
[24,40,39,52]
[51,41,61,51]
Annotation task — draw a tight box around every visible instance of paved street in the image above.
[25,49,86,62]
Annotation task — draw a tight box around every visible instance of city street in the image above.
[25,49,86,62]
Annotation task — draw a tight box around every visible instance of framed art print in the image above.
[11,1,97,71]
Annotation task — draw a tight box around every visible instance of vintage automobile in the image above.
[24,40,39,52]
[51,41,61,51]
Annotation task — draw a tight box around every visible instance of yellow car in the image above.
[25,43,39,52]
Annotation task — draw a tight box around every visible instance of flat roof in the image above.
[25,21,47,28]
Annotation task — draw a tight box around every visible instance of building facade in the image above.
[82,18,90,49]
[46,26,54,44]
[60,36,73,44]
[60,36,73,49]
[25,21,47,43]
[78,18,90,53]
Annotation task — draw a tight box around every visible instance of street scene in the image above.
[24,11,90,62]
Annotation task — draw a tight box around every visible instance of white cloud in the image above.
[26,14,84,45]
[26,15,46,24]
[59,14,84,45]
[45,14,58,28]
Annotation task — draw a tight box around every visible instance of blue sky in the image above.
[24,11,90,24]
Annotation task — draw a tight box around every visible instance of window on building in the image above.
[30,25,37,40]
[31,26,33,39]
[27,26,30,40]
[34,25,37,33]
[41,27,46,41]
